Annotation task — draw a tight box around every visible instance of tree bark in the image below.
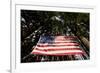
[79,36,90,49]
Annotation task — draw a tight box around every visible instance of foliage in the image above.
[21,10,89,62]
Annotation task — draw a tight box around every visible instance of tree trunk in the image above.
[79,36,89,49]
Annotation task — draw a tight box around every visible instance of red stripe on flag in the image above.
[35,48,82,51]
[37,43,79,47]
[31,52,84,56]
[55,36,77,38]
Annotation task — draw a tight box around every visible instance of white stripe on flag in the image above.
[37,42,79,46]
[33,49,82,53]
[35,46,80,49]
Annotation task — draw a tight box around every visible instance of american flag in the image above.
[31,36,85,56]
